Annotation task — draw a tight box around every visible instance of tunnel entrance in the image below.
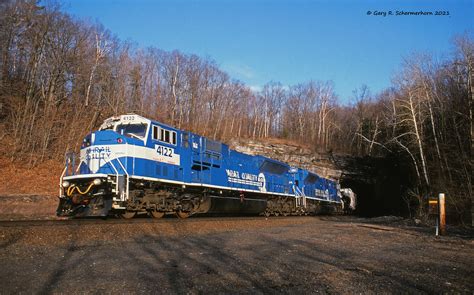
[337,155,414,217]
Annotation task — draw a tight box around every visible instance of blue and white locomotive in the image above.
[57,114,343,218]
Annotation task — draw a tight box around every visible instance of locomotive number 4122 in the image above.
[156,145,173,157]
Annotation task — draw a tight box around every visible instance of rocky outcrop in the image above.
[228,138,343,180]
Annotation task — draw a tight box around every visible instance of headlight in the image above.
[62,181,70,188]
[93,178,102,185]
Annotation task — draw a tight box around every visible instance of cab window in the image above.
[152,125,177,145]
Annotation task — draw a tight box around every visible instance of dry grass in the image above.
[0,156,62,195]
[0,134,63,195]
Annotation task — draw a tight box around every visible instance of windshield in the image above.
[116,123,148,139]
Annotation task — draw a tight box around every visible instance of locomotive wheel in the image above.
[121,211,136,219]
[175,210,190,219]
[264,211,271,217]
[150,210,165,219]
[274,212,280,217]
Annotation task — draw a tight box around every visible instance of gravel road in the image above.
[1,216,472,294]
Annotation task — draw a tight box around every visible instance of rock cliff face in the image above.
[228,138,343,180]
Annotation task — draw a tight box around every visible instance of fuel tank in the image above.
[195,196,267,215]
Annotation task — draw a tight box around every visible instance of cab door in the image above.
[290,168,303,194]
[190,135,211,184]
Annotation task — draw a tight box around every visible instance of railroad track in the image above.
[0,215,301,227]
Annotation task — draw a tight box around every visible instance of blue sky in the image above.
[61,0,473,103]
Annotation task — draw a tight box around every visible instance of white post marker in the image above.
[438,193,446,236]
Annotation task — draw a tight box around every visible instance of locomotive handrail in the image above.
[59,166,67,197]
[106,159,120,197]
[115,156,129,202]
[60,151,79,197]
[294,185,305,197]
[294,185,307,208]
[96,143,129,202]
[64,152,76,176]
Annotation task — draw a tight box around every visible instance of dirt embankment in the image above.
[0,195,57,220]
[0,156,61,220]
[0,157,61,195]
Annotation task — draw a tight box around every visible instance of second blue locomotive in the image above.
[57,114,342,218]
